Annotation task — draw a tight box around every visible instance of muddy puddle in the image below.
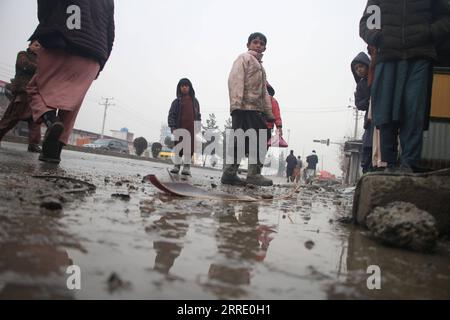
[1,142,450,299]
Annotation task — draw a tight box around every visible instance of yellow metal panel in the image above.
[431,73,450,119]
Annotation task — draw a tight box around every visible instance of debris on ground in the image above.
[111,193,131,201]
[106,272,132,293]
[366,201,439,253]
[305,240,315,250]
[40,197,63,211]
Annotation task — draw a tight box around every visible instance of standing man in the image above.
[27,0,115,164]
[221,32,275,186]
[294,156,303,183]
[306,150,319,182]
[0,41,42,152]
[360,0,450,172]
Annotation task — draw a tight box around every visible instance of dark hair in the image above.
[248,32,267,45]
[267,83,275,97]
[176,78,195,98]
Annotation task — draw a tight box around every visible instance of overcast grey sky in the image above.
[0,0,369,175]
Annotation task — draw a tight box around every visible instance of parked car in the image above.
[84,139,129,154]
[158,146,175,159]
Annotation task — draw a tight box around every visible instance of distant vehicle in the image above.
[159,146,175,159]
[84,139,129,154]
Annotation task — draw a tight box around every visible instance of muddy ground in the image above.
[1,141,450,299]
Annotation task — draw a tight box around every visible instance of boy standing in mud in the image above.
[221,32,275,187]
[351,52,373,173]
[168,78,201,176]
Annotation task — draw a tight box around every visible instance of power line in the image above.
[0,62,14,70]
[0,66,14,73]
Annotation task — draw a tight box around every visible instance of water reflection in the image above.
[328,225,450,299]
[207,203,276,298]
[0,243,74,299]
[151,212,189,275]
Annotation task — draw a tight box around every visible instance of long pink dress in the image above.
[27,48,100,144]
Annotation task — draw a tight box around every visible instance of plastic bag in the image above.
[268,134,288,148]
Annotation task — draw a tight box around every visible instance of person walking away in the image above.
[306,150,318,182]
[27,0,115,164]
[294,156,303,183]
[0,41,42,152]
[285,150,297,183]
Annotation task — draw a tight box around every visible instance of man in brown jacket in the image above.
[0,41,42,152]
[221,32,275,187]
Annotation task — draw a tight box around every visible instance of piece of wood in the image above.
[146,174,258,201]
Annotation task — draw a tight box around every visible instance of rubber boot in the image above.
[257,163,263,175]
[221,164,247,186]
[246,164,273,186]
[39,111,64,163]
[170,164,181,174]
[181,164,191,176]
[39,141,64,164]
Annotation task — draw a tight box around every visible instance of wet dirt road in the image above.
[1,142,450,299]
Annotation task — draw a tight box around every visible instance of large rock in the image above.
[366,202,439,252]
[352,169,450,235]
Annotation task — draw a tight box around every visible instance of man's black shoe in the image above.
[40,121,64,164]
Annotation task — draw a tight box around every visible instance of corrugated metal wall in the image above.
[422,121,450,161]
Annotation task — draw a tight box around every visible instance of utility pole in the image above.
[354,107,359,140]
[348,97,360,140]
[99,97,115,138]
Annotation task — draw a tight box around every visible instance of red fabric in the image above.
[180,95,195,156]
[27,121,42,144]
[267,96,282,129]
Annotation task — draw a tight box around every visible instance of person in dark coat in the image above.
[360,0,450,172]
[27,0,115,164]
[0,41,42,152]
[351,52,373,173]
[436,37,450,67]
[168,78,201,176]
[285,150,297,183]
[436,10,450,68]
[305,151,319,183]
